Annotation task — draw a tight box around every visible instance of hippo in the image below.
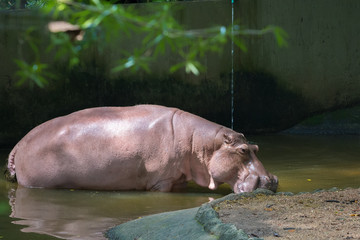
[6,105,278,193]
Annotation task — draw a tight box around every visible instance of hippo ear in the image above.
[223,133,234,144]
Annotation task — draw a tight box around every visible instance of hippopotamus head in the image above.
[208,131,278,193]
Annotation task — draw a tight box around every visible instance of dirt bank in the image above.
[216,188,360,240]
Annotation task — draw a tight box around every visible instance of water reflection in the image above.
[2,135,360,239]
[8,186,222,239]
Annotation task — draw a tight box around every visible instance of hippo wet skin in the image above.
[6,105,278,193]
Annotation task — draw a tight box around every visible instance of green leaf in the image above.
[14,59,52,88]
[263,25,289,47]
[111,64,126,73]
[111,57,135,73]
[69,57,80,67]
[82,17,96,29]
[139,62,151,73]
[232,37,248,52]
[20,0,288,83]
[169,62,185,73]
[185,62,200,75]
[124,57,135,68]
[273,26,289,47]
[91,0,103,8]
[14,59,26,68]
[31,74,46,88]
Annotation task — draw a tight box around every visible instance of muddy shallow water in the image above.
[0,135,359,239]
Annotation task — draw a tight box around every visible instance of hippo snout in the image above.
[235,174,278,193]
[259,175,278,192]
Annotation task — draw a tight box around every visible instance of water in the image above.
[0,180,224,240]
[251,135,360,193]
[1,135,359,239]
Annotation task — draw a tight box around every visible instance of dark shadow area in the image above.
[232,71,309,134]
[0,64,232,146]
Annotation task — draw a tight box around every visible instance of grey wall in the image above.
[238,0,360,110]
[1,0,360,145]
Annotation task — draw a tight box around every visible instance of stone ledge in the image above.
[195,189,276,240]
[106,188,350,240]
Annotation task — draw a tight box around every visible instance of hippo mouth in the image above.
[258,175,278,192]
[235,174,278,193]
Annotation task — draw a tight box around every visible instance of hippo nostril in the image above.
[260,176,270,184]
[264,175,278,192]
[258,175,277,191]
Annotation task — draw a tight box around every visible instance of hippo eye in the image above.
[236,144,249,154]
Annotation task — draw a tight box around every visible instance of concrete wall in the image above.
[238,0,360,110]
[1,0,360,145]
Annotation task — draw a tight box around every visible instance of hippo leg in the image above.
[169,174,187,192]
[170,182,187,192]
[149,174,188,192]
[149,179,174,191]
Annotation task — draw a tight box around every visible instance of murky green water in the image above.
[0,135,359,239]
[253,135,360,193]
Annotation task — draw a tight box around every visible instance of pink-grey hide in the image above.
[7,105,278,193]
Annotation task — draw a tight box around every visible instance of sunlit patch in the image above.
[48,21,84,41]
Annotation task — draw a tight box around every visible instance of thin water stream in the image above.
[0,134,359,239]
[230,0,235,129]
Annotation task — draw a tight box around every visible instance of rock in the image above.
[106,207,217,240]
